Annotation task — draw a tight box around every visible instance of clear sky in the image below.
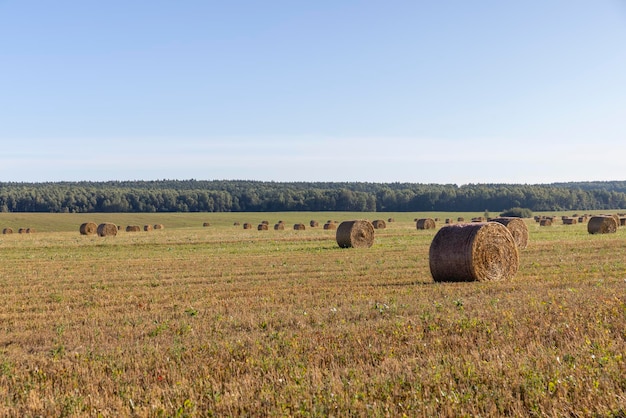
[1,1,625,185]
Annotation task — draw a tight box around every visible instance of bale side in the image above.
[416,218,436,230]
[258,223,268,231]
[293,223,306,231]
[323,222,337,230]
[154,224,164,230]
[587,215,618,234]
[372,219,387,229]
[489,217,529,249]
[144,225,153,232]
[79,222,98,235]
[336,220,375,248]
[310,220,319,227]
[126,225,141,232]
[429,222,519,282]
[2,228,13,234]
[97,223,118,237]
[274,223,284,230]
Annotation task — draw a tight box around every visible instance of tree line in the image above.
[0,180,625,213]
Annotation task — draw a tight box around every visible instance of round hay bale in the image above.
[18,228,26,234]
[154,224,164,230]
[416,218,436,230]
[429,222,519,282]
[97,223,118,237]
[372,219,387,229]
[144,225,153,232]
[26,228,35,233]
[233,221,241,226]
[323,222,337,230]
[336,220,375,248]
[310,220,319,227]
[261,220,269,225]
[243,223,253,230]
[258,223,268,231]
[457,217,465,222]
[563,217,577,225]
[293,223,306,231]
[539,219,552,227]
[489,217,529,250]
[274,223,284,230]
[387,218,395,223]
[2,227,13,234]
[126,225,141,232]
[587,215,618,234]
[620,217,626,226]
[203,222,211,227]
[445,218,454,224]
[79,222,98,235]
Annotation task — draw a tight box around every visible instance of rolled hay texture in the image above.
[587,215,618,234]
[429,222,519,282]
[323,222,337,230]
[154,224,164,230]
[336,220,375,248]
[258,223,269,231]
[274,223,284,230]
[18,228,26,234]
[2,228,13,234]
[144,225,153,232]
[489,217,529,250]
[79,222,98,235]
[540,219,552,227]
[310,220,319,227]
[126,225,141,232]
[243,223,253,230]
[372,219,387,229]
[97,223,118,237]
[416,218,436,230]
[293,223,306,231]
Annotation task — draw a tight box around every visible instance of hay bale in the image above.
[97,223,118,237]
[620,217,626,226]
[323,222,337,230]
[416,218,436,230]
[457,217,465,222]
[563,217,577,225]
[445,218,454,224]
[243,223,253,230]
[429,222,519,282]
[203,222,211,227]
[233,221,241,226]
[293,223,306,231]
[154,224,164,230]
[310,220,319,227]
[489,217,529,250]
[372,219,387,229]
[79,222,98,235]
[587,215,618,234]
[387,218,395,223]
[336,220,375,248]
[261,220,269,225]
[26,228,35,233]
[126,225,141,232]
[258,223,268,231]
[274,223,284,230]
[540,219,552,226]
[144,225,153,232]
[18,228,26,234]
[2,227,13,234]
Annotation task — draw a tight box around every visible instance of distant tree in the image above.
[500,207,533,218]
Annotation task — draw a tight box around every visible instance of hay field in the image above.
[0,212,624,416]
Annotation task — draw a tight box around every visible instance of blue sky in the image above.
[1,1,625,184]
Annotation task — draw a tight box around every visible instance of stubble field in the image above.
[0,212,625,417]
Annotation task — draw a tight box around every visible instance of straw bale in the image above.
[97,223,118,237]
[323,222,337,230]
[489,217,529,249]
[154,224,164,230]
[416,218,436,230]
[233,222,241,226]
[258,223,268,231]
[243,223,253,230]
[144,225,153,232]
[372,219,387,229]
[563,217,577,225]
[540,219,552,226]
[387,218,395,223]
[336,220,375,248]
[429,222,519,282]
[293,223,306,231]
[274,223,284,230]
[457,217,465,222]
[587,215,618,234]
[79,222,98,235]
[18,228,26,234]
[203,222,211,227]
[2,227,13,234]
[26,228,35,233]
[126,225,141,232]
[310,220,319,227]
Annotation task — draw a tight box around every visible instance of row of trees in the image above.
[0,180,625,213]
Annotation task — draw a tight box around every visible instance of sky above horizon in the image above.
[1,1,625,185]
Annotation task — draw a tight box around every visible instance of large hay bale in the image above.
[18,228,26,234]
[243,223,253,230]
[310,220,319,227]
[274,223,284,230]
[154,224,164,230]
[26,228,35,233]
[126,225,141,232]
[416,218,436,230]
[539,219,552,227]
[587,215,618,234]
[372,219,387,229]
[144,225,153,232]
[293,223,306,231]
[258,223,268,231]
[79,222,98,235]
[563,217,577,225]
[489,217,529,250]
[336,220,375,248]
[323,222,337,230]
[97,223,118,237]
[387,218,395,223]
[429,222,519,282]
[2,227,13,234]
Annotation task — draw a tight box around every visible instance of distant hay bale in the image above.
[143,225,153,232]
[258,223,268,231]
[274,223,284,230]
[243,223,253,230]
[233,221,241,226]
[97,223,118,237]
[562,217,577,225]
[471,217,486,222]
[445,218,453,224]
[310,220,319,227]
[489,217,529,249]
[79,222,98,235]
[2,227,13,234]
[154,224,164,230]
[416,218,436,230]
[18,228,26,234]
[429,222,519,282]
[293,223,306,231]
[372,219,387,229]
[587,215,618,234]
[261,220,269,225]
[457,217,465,222]
[323,222,337,230]
[126,225,141,232]
[26,228,35,233]
[620,217,626,226]
[387,218,395,223]
[540,219,552,226]
[203,222,211,227]
[336,220,375,249]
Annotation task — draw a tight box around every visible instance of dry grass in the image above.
[0,212,624,416]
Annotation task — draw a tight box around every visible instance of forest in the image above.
[1,180,626,213]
